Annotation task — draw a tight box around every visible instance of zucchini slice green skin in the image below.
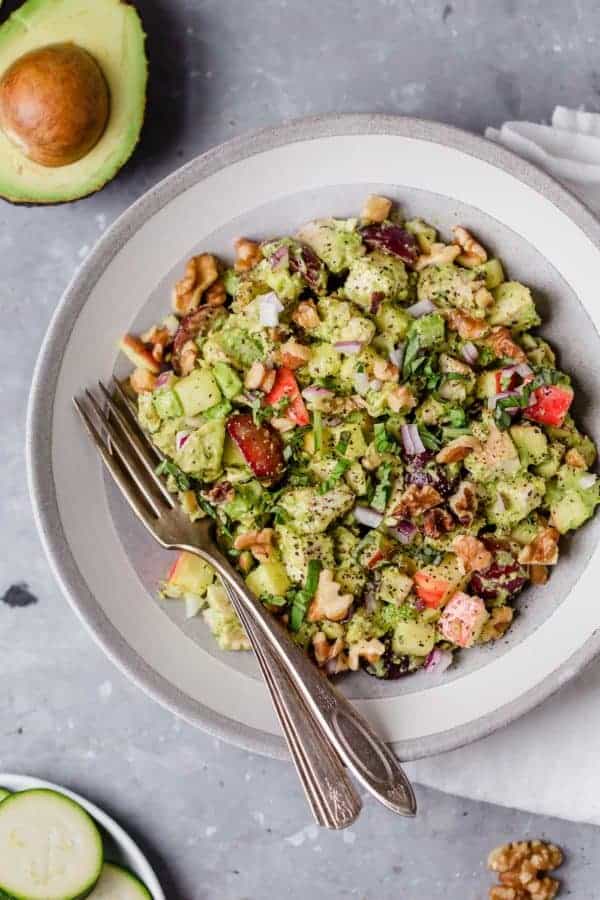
[87,863,152,899]
[0,788,103,900]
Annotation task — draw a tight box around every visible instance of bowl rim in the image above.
[26,113,600,761]
[0,773,165,898]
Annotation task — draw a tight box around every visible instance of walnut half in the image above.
[488,840,563,900]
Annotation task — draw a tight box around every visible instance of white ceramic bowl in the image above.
[27,115,600,760]
[0,774,165,899]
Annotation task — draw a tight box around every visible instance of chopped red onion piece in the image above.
[424,648,453,674]
[269,245,289,270]
[354,505,384,529]
[389,344,405,368]
[406,298,436,318]
[461,342,479,365]
[487,389,520,411]
[156,369,175,388]
[579,473,598,490]
[334,340,363,355]
[258,292,284,327]
[390,520,417,544]
[301,385,334,402]
[175,430,190,451]
[516,362,533,378]
[401,424,426,455]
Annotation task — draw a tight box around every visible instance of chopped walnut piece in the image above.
[261,368,276,393]
[204,278,227,307]
[436,435,482,464]
[348,638,386,671]
[449,480,479,526]
[119,335,161,374]
[452,225,487,268]
[278,339,311,369]
[423,508,455,538]
[479,605,514,642]
[203,481,235,505]
[245,361,267,390]
[361,194,392,223]
[486,326,527,363]
[488,840,563,900]
[518,527,559,566]
[373,358,399,382]
[233,528,274,562]
[394,484,442,518]
[171,254,220,316]
[446,308,490,339]
[129,366,157,394]
[387,385,417,413]
[530,564,549,585]
[234,237,262,272]
[564,447,587,468]
[178,339,198,376]
[292,299,321,330]
[307,569,353,623]
[140,325,171,363]
[414,242,461,271]
[452,534,493,574]
[312,632,345,667]
[271,416,296,432]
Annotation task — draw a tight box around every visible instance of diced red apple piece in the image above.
[226,413,285,480]
[414,570,452,609]
[437,592,489,648]
[119,334,161,374]
[166,551,214,595]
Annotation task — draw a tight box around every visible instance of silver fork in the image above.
[74,381,417,822]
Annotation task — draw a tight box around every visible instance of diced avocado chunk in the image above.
[297,217,365,273]
[376,567,413,605]
[408,312,445,349]
[314,297,375,344]
[153,387,183,419]
[392,618,436,657]
[374,301,412,343]
[203,584,249,651]
[485,474,546,527]
[476,370,500,400]
[223,434,247,467]
[534,442,564,478]
[329,421,368,459]
[246,559,291,598]
[137,391,161,433]
[546,465,600,533]
[489,281,541,331]
[404,218,437,252]
[251,259,304,302]
[510,424,548,466]
[276,526,335,582]
[151,419,180,456]
[417,264,481,314]
[278,485,355,534]
[217,328,264,368]
[213,362,242,399]
[344,461,369,495]
[472,258,505,289]
[306,342,341,380]
[222,480,265,525]
[344,252,408,309]
[174,368,222,416]
[465,423,520,483]
[174,419,225,479]
[416,395,447,426]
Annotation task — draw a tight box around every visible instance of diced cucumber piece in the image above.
[0,789,103,900]
[152,387,182,419]
[88,863,151,899]
[473,258,505,289]
[392,619,436,657]
[0,788,10,803]
[246,559,291,598]
[174,368,222,416]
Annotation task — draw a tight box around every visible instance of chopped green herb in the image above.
[312,409,323,452]
[289,559,322,632]
[155,459,190,492]
[371,461,393,512]
[374,422,396,453]
[418,425,441,451]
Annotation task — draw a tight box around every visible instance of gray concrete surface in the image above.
[1,0,599,896]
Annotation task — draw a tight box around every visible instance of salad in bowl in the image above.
[118,194,599,680]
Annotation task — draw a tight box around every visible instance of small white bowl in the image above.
[0,774,165,900]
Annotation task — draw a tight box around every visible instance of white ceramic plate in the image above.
[0,774,165,899]
[27,115,600,761]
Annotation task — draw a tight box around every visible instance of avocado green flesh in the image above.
[0,0,147,203]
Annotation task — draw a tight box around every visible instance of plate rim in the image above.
[0,773,165,899]
[26,113,600,761]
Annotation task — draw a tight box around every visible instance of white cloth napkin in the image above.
[404,108,600,825]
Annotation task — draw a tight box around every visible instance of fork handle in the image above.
[183,545,416,818]
[223,582,361,829]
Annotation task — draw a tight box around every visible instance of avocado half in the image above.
[0,0,147,203]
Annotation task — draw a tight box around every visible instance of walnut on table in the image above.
[488,840,563,900]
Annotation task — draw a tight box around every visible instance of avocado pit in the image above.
[0,42,109,168]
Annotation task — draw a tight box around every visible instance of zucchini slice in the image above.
[88,863,152,899]
[0,789,103,900]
